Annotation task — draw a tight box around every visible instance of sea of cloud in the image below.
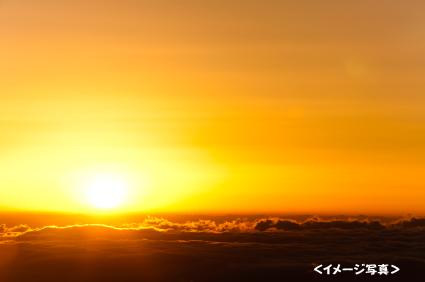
[1,216,424,281]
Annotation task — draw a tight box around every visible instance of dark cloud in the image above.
[3,216,424,239]
[254,218,387,231]
[0,216,424,281]
[394,217,425,228]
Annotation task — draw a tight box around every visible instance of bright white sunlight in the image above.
[84,173,129,210]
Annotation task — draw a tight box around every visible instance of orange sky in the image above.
[0,0,424,214]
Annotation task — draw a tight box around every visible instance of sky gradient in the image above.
[0,0,424,214]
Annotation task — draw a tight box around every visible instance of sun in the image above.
[84,173,128,210]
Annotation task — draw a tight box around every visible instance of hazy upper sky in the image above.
[0,0,424,214]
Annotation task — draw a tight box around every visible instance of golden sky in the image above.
[0,0,424,214]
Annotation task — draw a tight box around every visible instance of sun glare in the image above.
[84,173,128,210]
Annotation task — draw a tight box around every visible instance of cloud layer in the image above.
[1,216,425,282]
